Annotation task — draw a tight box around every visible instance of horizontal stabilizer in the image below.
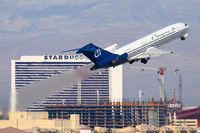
[105,43,118,52]
[61,48,80,53]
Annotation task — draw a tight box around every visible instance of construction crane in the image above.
[174,68,182,104]
[167,68,183,124]
[168,88,182,124]
[127,66,167,102]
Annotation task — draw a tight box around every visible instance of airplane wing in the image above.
[135,47,173,59]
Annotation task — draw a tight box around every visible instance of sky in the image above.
[0,0,200,111]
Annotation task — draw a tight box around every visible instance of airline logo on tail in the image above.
[94,49,101,58]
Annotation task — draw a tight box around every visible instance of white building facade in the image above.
[11,54,123,111]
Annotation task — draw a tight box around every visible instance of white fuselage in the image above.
[114,23,190,61]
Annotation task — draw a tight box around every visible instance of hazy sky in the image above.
[0,0,200,110]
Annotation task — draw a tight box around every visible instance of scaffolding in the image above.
[44,101,168,128]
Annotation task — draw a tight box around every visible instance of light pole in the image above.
[62,99,65,133]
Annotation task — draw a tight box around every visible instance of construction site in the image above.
[41,66,196,131]
[45,101,168,128]
[37,66,179,128]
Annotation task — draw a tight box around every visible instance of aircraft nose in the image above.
[185,23,190,29]
[185,23,190,28]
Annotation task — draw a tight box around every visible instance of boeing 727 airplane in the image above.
[63,23,190,70]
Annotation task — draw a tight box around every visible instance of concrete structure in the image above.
[159,126,174,133]
[93,125,198,133]
[198,128,200,133]
[111,127,135,133]
[177,106,200,127]
[0,127,30,133]
[164,125,197,133]
[94,127,108,133]
[135,124,159,133]
[11,54,123,111]
[171,119,198,127]
[0,112,79,132]
[45,101,168,128]
[80,127,92,133]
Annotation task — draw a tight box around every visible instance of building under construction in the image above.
[44,101,168,128]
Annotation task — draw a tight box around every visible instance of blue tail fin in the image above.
[76,43,114,64]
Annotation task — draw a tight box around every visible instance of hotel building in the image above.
[11,54,123,111]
